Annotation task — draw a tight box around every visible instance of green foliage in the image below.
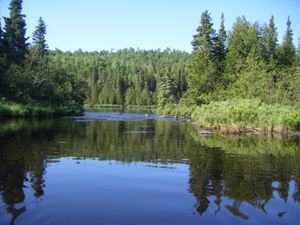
[262,15,278,62]
[32,17,48,56]
[0,0,87,117]
[3,0,28,65]
[50,48,189,107]
[0,101,84,118]
[191,99,300,133]
[277,17,296,67]
[156,103,196,117]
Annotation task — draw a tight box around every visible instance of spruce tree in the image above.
[3,0,28,65]
[225,17,261,80]
[188,10,219,104]
[264,15,278,62]
[32,17,48,56]
[214,13,227,61]
[0,21,6,96]
[191,10,216,53]
[278,16,295,67]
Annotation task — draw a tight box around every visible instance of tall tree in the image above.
[277,16,295,67]
[214,13,227,61]
[188,10,219,104]
[191,10,216,53]
[32,17,48,56]
[3,0,28,65]
[0,21,7,96]
[157,68,175,107]
[263,15,278,62]
[225,17,261,81]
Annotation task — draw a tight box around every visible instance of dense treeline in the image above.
[50,49,189,107]
[185,11,300,105]
[0,0,87,117]
[0,0,299,127]
[182,11,300,133]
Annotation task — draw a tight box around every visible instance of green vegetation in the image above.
[0,101,84,118]
[0,0,87,118]
[191,99,300,134]
[156,103,196,117]
[0,0,299,133]
[50,48,189,107]
[158,11,300,135]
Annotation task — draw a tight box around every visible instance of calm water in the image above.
[0,112,300,225]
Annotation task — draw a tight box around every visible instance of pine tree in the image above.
[3,0,28,65]
[32,17,48,56]
[0,21,7,96]
[157,68,175,107]
[225,17,261,80]
[188,11,219,104]
[214,13,227,61]
[277,16,295,67]
[191,10,216,53]
[264,15,278,62]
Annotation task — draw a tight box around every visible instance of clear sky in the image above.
[0,0,299,52]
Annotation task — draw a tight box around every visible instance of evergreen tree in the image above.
[32,17,48,56]
[277,16,295,67]
[3,0,28,65]
[191,10,216,53]
[225,17,261,81]
[0,21,7,96]
[157,69,175,107]
[263,15,278,62]
[214,13,227,61]
[188,10,219,104]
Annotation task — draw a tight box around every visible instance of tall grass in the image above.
[191,99,300,134]
[156,103,196,117]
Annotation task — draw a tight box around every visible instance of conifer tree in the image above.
[157,68,175,107]
[277,16,295,67]
[0,21,7,96]
[191,10,216,53]
[188,10,219,103]
[214,13,227,61]
[3,0,28,65]
[32,17,48,56]
[264,15,278,62]
[225,17,261,80]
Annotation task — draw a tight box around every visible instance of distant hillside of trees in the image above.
[49,49,190,107]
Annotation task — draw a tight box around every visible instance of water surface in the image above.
[0,112,300,225]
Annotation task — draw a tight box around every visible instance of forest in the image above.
[0,0,299,132]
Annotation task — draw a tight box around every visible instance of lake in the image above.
[0,111,300,225]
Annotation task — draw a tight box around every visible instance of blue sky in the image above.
[0,0,299,52]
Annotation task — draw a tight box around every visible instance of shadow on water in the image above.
[0,112,299,224]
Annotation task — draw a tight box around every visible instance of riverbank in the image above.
[157,99,300,136]
[0,101,84,119]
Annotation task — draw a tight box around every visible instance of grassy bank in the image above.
[191,99,300,135]
[0,101,84,119]
[156,103,196,117]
